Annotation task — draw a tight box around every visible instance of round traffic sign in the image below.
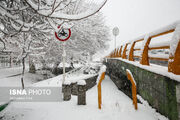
[112,27,119,36]
[55,25,71,42]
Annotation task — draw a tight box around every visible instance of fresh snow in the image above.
[0,66,44,87]
[77,79,86,85]
[126,69,136,86]
[141,34,150,55]
[0,67,22,79]
[26,0,107,20]
[0,75,168,120]
[170,23,180,56]
[96,65,106,83]
[64,80,71,85]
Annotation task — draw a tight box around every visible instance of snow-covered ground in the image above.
[0,75,168,120]
[0,67,22,79]
[0,67,44,87]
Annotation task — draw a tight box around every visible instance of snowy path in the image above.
[0,75,168,120]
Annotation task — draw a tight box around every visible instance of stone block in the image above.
[62,84,71,101]
[77,81,86,105]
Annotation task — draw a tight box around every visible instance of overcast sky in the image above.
[100,0,180,50]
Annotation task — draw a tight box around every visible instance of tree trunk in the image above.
[70,57,74,68]
[29,59,36,73]
[21,58,25,89]
[52,61,60,75]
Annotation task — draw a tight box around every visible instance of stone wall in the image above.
[104,59,180,120]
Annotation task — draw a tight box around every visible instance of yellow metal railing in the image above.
[106,21,180,75]
[97,72,105,109]
[126,69,138,110]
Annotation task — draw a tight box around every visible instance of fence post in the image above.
[113,49,116,57]
[115,48,119,57]
[98,72,106,109]
[140,36,151,65]
[109,51,112,58]
[118,46,122,57]
[122,44,128,59]
[168,24,180,75]
[126,69,138,110]
[129,42,136,61]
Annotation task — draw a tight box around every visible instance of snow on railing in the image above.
[106,20,180,75]
[126,69,137,110]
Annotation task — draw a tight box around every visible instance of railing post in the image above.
[128,42,136,61]
[140,36,151,65]
[114,49,117,57]
[168,24,180,75]
[110,51,113,58]
[115,48,119,57]
[126,69,138,110]
[98,72,105,109]
[118,46,122,57]
[113,49,116,58]
[122,44,128,59]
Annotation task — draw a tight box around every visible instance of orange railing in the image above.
[126,69,138,110]
[98,72,106,109]
[106,21,180,75]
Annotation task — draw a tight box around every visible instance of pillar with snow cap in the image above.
[62,80,71,101]
[77,80,86,105]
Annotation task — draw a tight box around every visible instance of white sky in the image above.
[100,0,180,51]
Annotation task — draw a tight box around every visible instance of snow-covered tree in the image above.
[43,11,110,72]
[0,0,108,88]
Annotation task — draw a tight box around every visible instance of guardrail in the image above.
[107,21,180,75]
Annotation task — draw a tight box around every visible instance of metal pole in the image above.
[62,42,66,84]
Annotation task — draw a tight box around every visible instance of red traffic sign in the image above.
[55,25,71,42]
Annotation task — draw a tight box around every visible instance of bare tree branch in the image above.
[24,0,107,20]
[0,37,6,50]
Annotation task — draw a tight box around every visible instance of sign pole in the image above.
[62,42,66,84]
[54,25,71,90]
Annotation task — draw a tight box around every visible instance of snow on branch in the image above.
[25,0,107,20]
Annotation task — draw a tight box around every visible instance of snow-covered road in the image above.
[0,75,168,120]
